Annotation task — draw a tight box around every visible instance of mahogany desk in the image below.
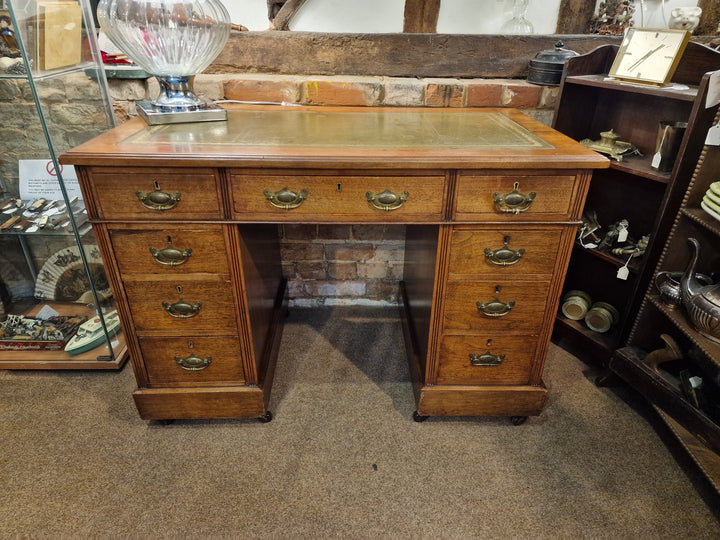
[61,106,608,422]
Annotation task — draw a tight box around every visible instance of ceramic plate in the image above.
[701,200,720,223]
[703,195,720,214]
[710,181,720,197]
[706,189,720,206]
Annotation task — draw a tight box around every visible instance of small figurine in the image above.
[0,15,20,58]
[669,7,702,33]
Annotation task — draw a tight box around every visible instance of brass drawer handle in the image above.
[476,298,515,317]
[162,299,203,318]
[470,351,505,366]
[150,237,192,266]
[492,182,535,214]
[136,181,181,211]
[175,354,212,371]
[264,187,308,209]
[484,236,525,266]
[366,189,409,211]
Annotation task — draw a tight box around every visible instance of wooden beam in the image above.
[210,32,619,78]
[697,0,720,36]
[403,0,441,33]
[271,0,308,30]
[556,0,596,34]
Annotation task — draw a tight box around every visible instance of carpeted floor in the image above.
[0,306,718,537]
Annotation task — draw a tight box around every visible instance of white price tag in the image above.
[617,266,629,280]
[706,71,720,108]
[651,151,662,168]
[36,304,60,320]
[706,124,720,146]
[617,228,628,243]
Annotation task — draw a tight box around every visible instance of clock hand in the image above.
[627,44,666,71]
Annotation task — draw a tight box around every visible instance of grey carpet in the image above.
[0,306,718,537]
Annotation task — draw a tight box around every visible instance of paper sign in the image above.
[18,160,82,201]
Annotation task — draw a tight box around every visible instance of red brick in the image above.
[466,81,504,107]
[503,82,542,108]
[318,225,352,240]
[327,262,357,279]
[287,279,307,298]
[383,225,406,241]
[280,243,324,261]
[310,281,366,297]
[295,261,327,280]
[282,224,317,240]
[325,244,375,261]
[351,225,384,241]
[304,80,383,106]
[357,262,388,279]
[365,280,401,301]
[224,78,300,104]
[425,82,465,107]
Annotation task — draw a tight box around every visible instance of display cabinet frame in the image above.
[0,0,126,369]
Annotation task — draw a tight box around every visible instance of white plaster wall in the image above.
[222,0,274,31]
[222,0,704,34]
[223,0,561,34]
[437,0,561,34]
[289,0,406,32]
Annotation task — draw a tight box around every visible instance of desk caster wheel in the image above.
[258,411,273,423]
[511,416,527,426]
[413,411,428,423]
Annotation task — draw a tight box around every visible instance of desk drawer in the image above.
[229,173,446,221]
[443,280,550,333]
[124,278,236,333]
[139,336,245,385]
[448,227,562,278]
[86,168,222,220]
[109,226,229,275]
[437,335,537,385]
[454,173,578,221]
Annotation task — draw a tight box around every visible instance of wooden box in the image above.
[30,1,83,70]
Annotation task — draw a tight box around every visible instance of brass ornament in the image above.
[580,129,641,162]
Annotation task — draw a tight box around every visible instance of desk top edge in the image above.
[60,106,609,171]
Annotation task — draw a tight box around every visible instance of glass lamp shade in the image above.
[97,0,231,112]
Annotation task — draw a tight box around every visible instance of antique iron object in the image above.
[528,41,579,86]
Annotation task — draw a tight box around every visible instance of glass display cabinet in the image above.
[0,0,126,369]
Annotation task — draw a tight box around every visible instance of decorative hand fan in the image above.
[34,245,112,303]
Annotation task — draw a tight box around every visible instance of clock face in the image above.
[610,28,690,85]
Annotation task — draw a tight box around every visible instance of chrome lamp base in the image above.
[136,75,228,125]
[136,100,227,125]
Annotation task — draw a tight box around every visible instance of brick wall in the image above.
[108,73,559,306]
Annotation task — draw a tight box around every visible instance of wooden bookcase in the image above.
[551,42,720,363]
[610,113,720,492]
